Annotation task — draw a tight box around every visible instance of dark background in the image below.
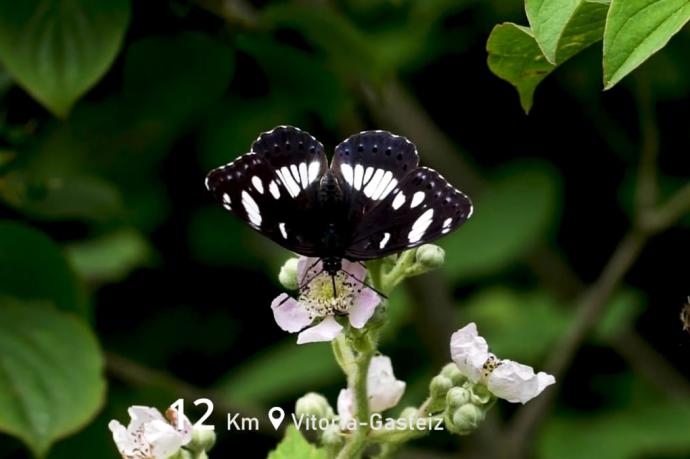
[1,0,689,458]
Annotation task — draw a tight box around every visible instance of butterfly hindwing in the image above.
[331,131,419,225]
[344,167,473,259]
[205,126,329,256]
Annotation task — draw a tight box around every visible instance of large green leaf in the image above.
[488,2,607,112]
[526,0,610,64]
[0,173,124,222]
[459,288,571,363]
[0,0,130,117]
[64,228,153,284]
[268,426,327,459]
[0,221,86,315]
[441,163,559,281]
[603,0,690,89]
[0,299,106,457]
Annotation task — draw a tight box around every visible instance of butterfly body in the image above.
[205,126,473,274]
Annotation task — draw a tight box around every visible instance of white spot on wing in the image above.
[392,192,406,209]
[223,193,232,205]
[411,191,425,208]
[379,232,390,249]
[363,168,384,198]
[278,167,300,197]
[408,208,434,243]
[269,181,280,199]
[363,166,374,184]
[442,217,453,234]
[372,171,393,200]
[308,161,320,183]
[354,164,364,190]
[380,178,397,200]
[341,164,354,185]
[251,176,264,194]
[279,222,288,239]
[241,190,262,227]
[290,164,300,184]
[298,162,308,189]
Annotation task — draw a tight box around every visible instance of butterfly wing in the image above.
[331,130,419,227]
[344,167,473,259]
[205,126,328,256]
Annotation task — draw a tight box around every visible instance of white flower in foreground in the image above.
[337,355,406,427]
[271,257,380,344]
[109,405,192,459]
[450,323,555,404]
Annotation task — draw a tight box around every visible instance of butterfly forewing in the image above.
[345,167,473,259]
[331,131,419,226]
[205,126,329,256]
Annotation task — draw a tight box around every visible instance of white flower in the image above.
[271,257,380,344]
[109,406,192,459]
[450,323,555,404]
[337,355,406,428]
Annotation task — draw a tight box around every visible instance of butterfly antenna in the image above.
[340,269,388,300]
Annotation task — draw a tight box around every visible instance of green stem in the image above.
[381,250,416,293]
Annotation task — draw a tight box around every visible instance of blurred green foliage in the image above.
[0,0,688,458]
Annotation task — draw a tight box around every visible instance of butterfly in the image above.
[205,126,473,279]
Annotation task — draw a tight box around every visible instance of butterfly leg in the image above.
[340,269,388,300]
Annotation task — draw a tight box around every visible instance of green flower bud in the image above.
[321,423,343,447]
[468,383,492,406]
[446,387,471,408]
[295,392,334,420]
[451,403,484,433]
[430,375,453,399]
[440,363,467,386]
[399,406,419,421]
[187,428,216,453]
[278,257,300,290]
[415,244,445,269]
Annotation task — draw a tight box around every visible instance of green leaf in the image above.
[460,288,571,363]
[487,24,553,112]
[526,0,610,64]
[0,220,86,315]
[595,290,644,339]
[216,340,339,404]
[268,426,327,459]
[0,173,124,222]
[441,162,559,281]
[0,0,131,117]
[488,2,606,112]
[603,0,690,89]
[64,228,153,284]
[0,298,106,457]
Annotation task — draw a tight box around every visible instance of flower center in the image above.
[299,271,362,319]
[480,355,502,380]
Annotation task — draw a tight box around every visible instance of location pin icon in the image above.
[268,407,285,430]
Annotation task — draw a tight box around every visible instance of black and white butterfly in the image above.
[205,126,473,277]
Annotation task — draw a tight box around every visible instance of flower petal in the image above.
[341,259,367,282]
[145,419,184,458]
[487,359,555,404]
[297,256,322,284]
[165,407,193,444]
[349,288,379,328]
[367,355,406,412]
[109,420,141,457]
[297,316,343,344]
[450,323,490,382]
[271,293,312,333]
[336,388,354,429]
